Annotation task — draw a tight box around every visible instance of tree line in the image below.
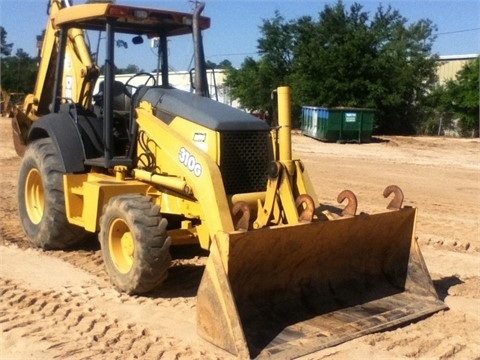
[225,1,478,136]
[1,1,478,136]
[1,27,38,95]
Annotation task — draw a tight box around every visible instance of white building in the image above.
[95,69,240,108]
[436,54,478,84]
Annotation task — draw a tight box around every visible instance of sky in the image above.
[1,0,479,72]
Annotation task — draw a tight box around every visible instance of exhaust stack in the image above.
[192,2,209,98]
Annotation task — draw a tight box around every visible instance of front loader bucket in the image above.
[197,207,447,359]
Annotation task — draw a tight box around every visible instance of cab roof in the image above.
[52,3,210,36]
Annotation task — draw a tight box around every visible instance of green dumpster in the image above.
[301,106,374,143]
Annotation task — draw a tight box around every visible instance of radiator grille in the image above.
[220,131,271,195]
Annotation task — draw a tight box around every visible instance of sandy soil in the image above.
[1,115,479,359]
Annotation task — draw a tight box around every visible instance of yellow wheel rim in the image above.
[109,218,134,274]
[25,168,44,225]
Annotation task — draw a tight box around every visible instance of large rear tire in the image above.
[18,138,90,249]
[99,194,171,294]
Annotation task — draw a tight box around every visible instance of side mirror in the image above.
[132,35,143,45]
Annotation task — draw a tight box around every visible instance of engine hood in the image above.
[135,87,270,132]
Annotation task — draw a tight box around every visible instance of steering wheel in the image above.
[125,72,157,93]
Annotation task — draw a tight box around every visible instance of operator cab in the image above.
[50,3,210,168]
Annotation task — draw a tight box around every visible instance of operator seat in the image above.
[93,80,132,116]
[90,80,133,157]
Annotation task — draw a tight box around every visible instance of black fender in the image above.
[28,112,87,173]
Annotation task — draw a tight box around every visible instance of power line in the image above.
[206,52,259,59]
[437,27,480,36]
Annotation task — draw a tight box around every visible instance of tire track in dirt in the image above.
[42,244,207,308]
[0,248,229,360]
[362,307,479,359]
[0,211,208,309]
[1,278,190,359]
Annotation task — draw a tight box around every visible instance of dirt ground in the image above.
[0,115,479,359]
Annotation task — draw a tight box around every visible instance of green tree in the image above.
[291,3,377,108]
[433,57,479,137]
[218,59,233,69]
[224,12,294,123]
[205,60,217,69]
[99,63,143,75]
[0,26,13,56]
[368,6,438,133]
[1,48,38,93]
[257,11,295,82]
[118,64,142,74]
[1,28,38,94]
[226,1,438,134]
[291,2,438,134]
[205,59,233,69]
[225,57,276,121]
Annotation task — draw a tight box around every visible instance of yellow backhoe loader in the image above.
[13,1,446,358]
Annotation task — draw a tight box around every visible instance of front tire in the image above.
[18,138,90,249]
[99,194,171,294]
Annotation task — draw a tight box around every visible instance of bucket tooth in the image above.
[337,189,358,217]
[383,185,404,210]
